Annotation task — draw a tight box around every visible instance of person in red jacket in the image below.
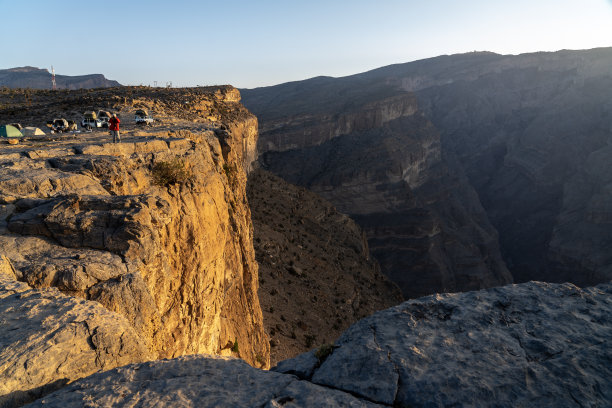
[108,114,121,143]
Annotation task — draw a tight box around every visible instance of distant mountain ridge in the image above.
[0,66,121,89]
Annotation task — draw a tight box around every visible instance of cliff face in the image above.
[0,87,269,404]
[248,91,511,299]
[248,169,403,365]
[243,47,612,292]
[409,48,612,285]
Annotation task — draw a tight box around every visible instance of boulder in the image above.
[0,272,150,407]
[274,281,612,407]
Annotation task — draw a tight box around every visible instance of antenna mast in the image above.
[51,66,57,90]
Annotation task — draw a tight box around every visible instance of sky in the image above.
[1,0,611,88]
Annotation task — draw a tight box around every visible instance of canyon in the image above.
[242,47,612,296]
[1,48,611,407]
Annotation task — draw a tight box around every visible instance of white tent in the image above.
[22,127,46,136]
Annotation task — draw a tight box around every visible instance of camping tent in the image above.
[0,125,23,138]
[22,127,45,136]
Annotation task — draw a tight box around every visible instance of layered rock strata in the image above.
[252,92,512,299]
[243,47,612,291]
[409,48,612,285]
[0,87,269,404]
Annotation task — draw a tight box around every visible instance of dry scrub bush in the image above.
[152,158,193,186]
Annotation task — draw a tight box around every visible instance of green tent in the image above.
[0,125,23,138]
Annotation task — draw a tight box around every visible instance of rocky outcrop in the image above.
[248,169,402,364]
[275,281,612,407]
[0,86,269,403]
[0,67,120,89]
[26,355,381,408]
[23,281,612,407]
[0,265,149,408]
[250,91,511,299]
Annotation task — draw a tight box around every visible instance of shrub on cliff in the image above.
[151,158,193,186]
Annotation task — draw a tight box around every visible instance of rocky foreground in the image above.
[27,281,612,407]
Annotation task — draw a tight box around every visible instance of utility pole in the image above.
[51,66,57,90]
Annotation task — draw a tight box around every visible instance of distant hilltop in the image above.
[0,66,121,89]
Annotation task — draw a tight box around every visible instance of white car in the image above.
[81,118,103,129]
[135,115,154,125]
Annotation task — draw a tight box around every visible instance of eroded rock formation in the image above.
[0,87,269,404]
[247,90,512,299]
[24,280,612,407]
[0,256,149,407]
[26,355,381,408]
[242,47,612,294]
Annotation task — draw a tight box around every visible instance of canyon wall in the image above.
[0,87,269,405]
[246,90,512,299]
[242,47,612,293]
[248,169,403,364]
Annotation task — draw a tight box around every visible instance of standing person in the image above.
[109,113,121,143]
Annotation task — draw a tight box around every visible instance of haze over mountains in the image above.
[0,67,120,89]
[242,47,612,298]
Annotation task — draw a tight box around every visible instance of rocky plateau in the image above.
[0,86,267,406]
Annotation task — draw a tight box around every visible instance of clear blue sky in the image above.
[1,0,611,88]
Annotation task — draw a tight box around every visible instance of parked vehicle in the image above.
[52,118,70,132]
[81,117,103,129]
[97,111,112,128]
[134,109,154,126]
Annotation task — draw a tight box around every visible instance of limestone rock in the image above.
[26,355,382,408]
[0,255,17,280]
[274,281,612,407]
[0,272,150,407]
[0,86,269,372]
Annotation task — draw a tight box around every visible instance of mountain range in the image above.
[0,66,120,89]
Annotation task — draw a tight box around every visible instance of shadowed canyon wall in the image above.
[242,47,612,295]
[245,87,512,299]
